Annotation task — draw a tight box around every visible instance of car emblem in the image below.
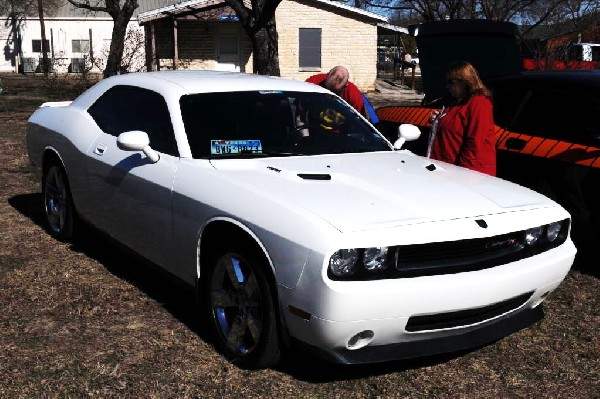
[476,219,488,228]
[486,238,517,249]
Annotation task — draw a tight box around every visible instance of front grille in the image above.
[393,220,568,277]
[395,232,525,277]
[405,292,533,332]
[327,219,570,281]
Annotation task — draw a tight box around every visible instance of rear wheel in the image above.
[204,246,280,369]
[42,162,75,241]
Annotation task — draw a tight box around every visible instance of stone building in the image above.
[138,0,387,90]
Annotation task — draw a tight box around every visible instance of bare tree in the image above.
[37,0,49,75]
[93,26,146,73]
[1,0,61,71]
[0,0,61,16]
[363,0,570,24]
[518,0,599,67]
[225,0,282,75]
[67,0,139,78]
[369,0,598,71]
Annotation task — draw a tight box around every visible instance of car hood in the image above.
[209,152,554,233]
[412,20,522,103]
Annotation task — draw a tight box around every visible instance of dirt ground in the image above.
[0,73,598,398]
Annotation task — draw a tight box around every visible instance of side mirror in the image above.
[117,130,160,163]
[393,124,421,150]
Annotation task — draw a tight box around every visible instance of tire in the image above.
[42,162,75,241]
[204,246,280,369]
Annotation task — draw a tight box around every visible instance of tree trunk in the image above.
[67,0,139,78]
[225,0,282,75]
[104,14,129,77]
[37,0,49,75]
[249,18,280,76]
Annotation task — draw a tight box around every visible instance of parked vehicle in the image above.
[488,70,600,246]
[523,42,600,70]
[27,71,575,369]
[377,20,600,250]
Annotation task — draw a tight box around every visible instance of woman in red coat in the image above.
[428,61,496,176]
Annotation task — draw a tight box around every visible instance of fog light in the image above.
[347,330,374,350]
[532,292,550,308]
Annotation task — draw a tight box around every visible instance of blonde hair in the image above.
[446,61,491,100]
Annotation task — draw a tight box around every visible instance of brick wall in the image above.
[148,0,379,91]
[276,0,379,91]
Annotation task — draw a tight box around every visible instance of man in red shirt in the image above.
[306,66,365,114]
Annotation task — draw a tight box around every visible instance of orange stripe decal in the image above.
[376,106,600,168]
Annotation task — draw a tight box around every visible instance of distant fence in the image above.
[377,59,419,90]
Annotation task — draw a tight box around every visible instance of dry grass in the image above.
[0,74,598,398]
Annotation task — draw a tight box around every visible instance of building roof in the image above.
[29,0,180,19]
[138,0,387,24]
[377,22,408,35]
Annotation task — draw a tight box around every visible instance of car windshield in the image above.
[180,90,392,158]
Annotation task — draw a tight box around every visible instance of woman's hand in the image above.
[429,107,446,123]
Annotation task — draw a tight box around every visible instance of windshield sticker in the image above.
[258,90,284,94]
[211,140,263,155]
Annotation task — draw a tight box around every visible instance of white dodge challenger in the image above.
[26,71,576,369]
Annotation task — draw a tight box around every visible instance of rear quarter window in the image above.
[489,82,529,128]
[88,85,178,156]
[511,87,600,146]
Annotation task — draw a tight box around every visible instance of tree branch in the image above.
[225,0,251,26]
[66,0,108,13]
[362,0,413,11]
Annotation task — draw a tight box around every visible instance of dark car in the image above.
[376,21,600,249]
[489,70,600,246]
[378,70,600,248]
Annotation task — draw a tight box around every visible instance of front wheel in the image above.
[42,162,75,241]
[204,248,280,369]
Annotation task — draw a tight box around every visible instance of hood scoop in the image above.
[297,173,332,181]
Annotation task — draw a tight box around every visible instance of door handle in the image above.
[93,144,107,155]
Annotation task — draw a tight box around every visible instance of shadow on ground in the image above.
[8,192,208,341]
[7,191,598,381]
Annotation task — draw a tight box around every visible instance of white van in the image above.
[567,42,600,62]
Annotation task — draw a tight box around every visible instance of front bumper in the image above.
[295,304,544,364]
[279,239,575,364]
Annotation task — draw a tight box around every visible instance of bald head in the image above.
[323,66,349,94]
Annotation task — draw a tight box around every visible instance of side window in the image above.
[88,85,178,156]
[512,88,600,146]
[489,83,528,128]
[299,28,321,69]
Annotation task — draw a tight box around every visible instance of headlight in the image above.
[525,226,543,246]
[546,221,562,242]
[363,247,389,272]
[329,248,359,277]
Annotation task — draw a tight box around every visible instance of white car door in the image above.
[85,85,180,267]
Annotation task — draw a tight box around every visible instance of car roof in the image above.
[72,71,330,109]
[487,70,600,91]
[128,70,328,93]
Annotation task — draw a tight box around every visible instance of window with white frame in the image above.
[72,39,90,53]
